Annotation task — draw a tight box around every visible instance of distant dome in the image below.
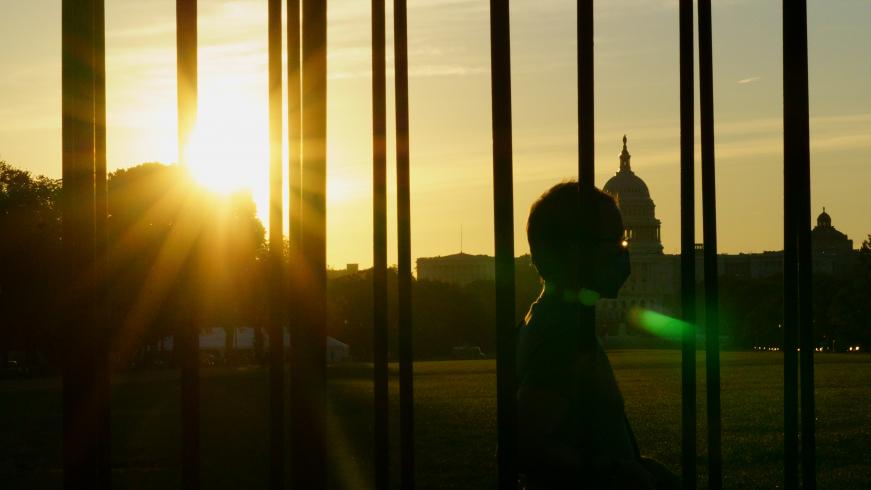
[812,206,852,255]
[817,207,831,227]
[603,169,650,200]
[603,135,650,201]
[602,136,662,255]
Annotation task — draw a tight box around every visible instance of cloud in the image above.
[737,77,761,85]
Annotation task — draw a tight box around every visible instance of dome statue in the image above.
[603,136,662,255]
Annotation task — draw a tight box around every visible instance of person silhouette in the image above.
[517,182,679,489]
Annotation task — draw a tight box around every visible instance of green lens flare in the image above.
[556,287,600,306]
[578,288,600,306]
[629,307,691,339]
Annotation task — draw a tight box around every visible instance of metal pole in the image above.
[794,16,817,490]
[697,1,721,488]
[783,1,815,488]
[176,1,199,487]
[93,2,111,488]
[488,1,517,488]
[371,0,390,487]
[782,98,800,489]
[577,0,594,188]
[62,0,98,487]
[267,0,285,487]
[394,0,414,487]
[285,0,302,481]
[291,0,328,487]
[288,0,302,249]
[576,1,596,355]
[782,129,799,488]
[678,1,697,488]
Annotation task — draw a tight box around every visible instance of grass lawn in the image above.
[0,350,868,489]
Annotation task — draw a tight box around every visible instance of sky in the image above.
[1,0,869,269]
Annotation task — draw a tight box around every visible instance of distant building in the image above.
[692,208,856,279]
[811,208,854,275]
[414,136,859,338]
[603,135,663,255]
[417,253,494,284]
[328,263,360,279]
[707,248,784,279]
[599,136,675,335]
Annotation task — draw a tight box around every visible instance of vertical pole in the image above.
[394,0,415,487]
[371,0,390,488]
[678,1,697,489]
[782,79,799,490]
[267,0,285,488]
[176,0,197,183]
[288,0,302,249]
[576,1,596,349]
[697,1,721,488]
[783,2,815,488]
[285,0,302,481]
[176,1,199,488]
[488,1,517,488]
[794,10,817,490]
[291,0,327,488]
[62,1,98,487]
[577,0,594,188]
[93,2,111,488]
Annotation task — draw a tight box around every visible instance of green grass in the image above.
[1,351,869,489]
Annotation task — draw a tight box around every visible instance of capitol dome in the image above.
[603,136,662,255]
[603,169,650,199]
[603,136,651,199]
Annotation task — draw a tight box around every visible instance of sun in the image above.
[185,121,267,196]
[182,85,269,198]
[186,129,244,194]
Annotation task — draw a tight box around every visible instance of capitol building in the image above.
[417,136,858,338]
[597,136,675,336]
[597,136,856,337]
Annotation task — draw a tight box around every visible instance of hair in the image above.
[526,181,622,287]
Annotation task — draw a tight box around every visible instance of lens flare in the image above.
[628,307,693,339]
[578,288,600,306]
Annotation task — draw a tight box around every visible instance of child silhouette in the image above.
[517,182,678,489]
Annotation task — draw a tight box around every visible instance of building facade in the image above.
[811,208,854,275]
[598,136,675,335]
[417,253,495,285]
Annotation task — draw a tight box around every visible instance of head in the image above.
[526,181,629,298]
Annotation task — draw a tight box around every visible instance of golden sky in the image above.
[2,0,869,268]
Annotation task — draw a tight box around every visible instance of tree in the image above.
[106,163,265,365]
[0,161,63,367]
[0,160,267,370]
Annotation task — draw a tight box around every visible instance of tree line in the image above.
[1,159,868,372]
[0,161,264,370]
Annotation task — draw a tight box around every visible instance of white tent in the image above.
[159,328,350,362]
[327,337,350,363]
